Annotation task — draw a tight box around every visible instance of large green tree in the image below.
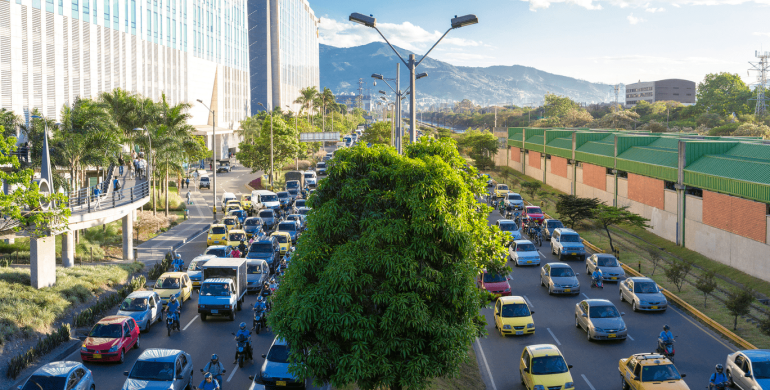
[236,113,301,182]
[359,121,391,146]
[695,72,753,116]
[592,204,650,253]
[270,138,507,390]
[457,129,498,170]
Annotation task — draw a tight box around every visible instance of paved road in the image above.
[476,195,739,390]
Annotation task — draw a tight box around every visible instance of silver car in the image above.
[122,349,193,390]
[116,291,163,332]
[585,254,626,282]
[725,349,770,389]
[575,299,627,341]
[619,277,668,312]
[540,263,580,295]
[19,361,94,390]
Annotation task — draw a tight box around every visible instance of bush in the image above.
[708,122,740,136]
[72,275,146,328]
[147,252,173,280]
[6,324,71,379]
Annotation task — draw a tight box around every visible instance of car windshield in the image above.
[483,273,506,283]
[278,223,296,232]
[247,264,263,274]
[641,364,681,382]
[527,208,542,214]
[634,282,659,293]
[243,196,251,201]
[273,235,288,244]
[201,177,210,182]
[516,243,537,252]
[129,361,175,381]
[89,323,122,338]
[267,345,290,363]
[189,261,205,271]
[550,267,575,277]
[244,218,261,226]
[286,181,299,189]
[508,194,522,200]
[501,304,530,318]
[229,233,246,242]
[224,219,236,225]
[155,277,180,289]
[277,192,289,198]
[497,185,508,190]
[210,226,226,234]
[120,297,148,311]
[597,256,619,267]
[261,195,278,202]
[259,211,274,218]
[295,200,306,207]
[205,248,227,257]
[589,305,620,318]
[249,243,273,254]
[22,376,67,390]
[200,283,231,296]
[304,173,314,178]
[530,356,569,375]
[547,221,564,229]
[752,361,770,378]
[560,234,581,243]
[499,223,518,232]
[317,163,326,168]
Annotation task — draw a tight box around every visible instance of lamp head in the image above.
[451,14,479,29]
[371,74,384,80]
[349,13,376,28]
[196,99,203,103]
[416,72,428,80]
[379,90,387,95]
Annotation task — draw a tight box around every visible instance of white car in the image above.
[725,349,770,389]
[509,240,541,266]
[122,349,193,390]
[504,193,525,209]
[496,219,522,240]
[304,170,317,185]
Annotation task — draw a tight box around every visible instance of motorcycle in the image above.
[166,310,181,336]
[253,308,267,334]
[657,336,677,361]
[231,332,252,368]
[709,382,729,390]
[199,369,226,390]
[591,274,604,289]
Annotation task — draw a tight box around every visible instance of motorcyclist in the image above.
[253,297,268,329]
[230,246,241,258]
[591,268,603,287]
[233,322,253,363]
[203,354,226,388]
[658,324,674,353]
[709,364,728,389]
[165,296,181,325]
[197,372,220,390]
[172,253,185,272]
[238,240,247,258]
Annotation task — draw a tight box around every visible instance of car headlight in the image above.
[108,344,119,352]
[593,327,604,333]
[199,304,206,308]
[565,382,574,388]
[503,287,511,292]
[81,344,88,351]
[527,323,535,328]
[533,386,545,390]
[503,325,511,329]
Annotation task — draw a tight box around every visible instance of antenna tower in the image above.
[749,50,770,117]
[609,84,621,111]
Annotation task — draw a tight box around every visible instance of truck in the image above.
[216,159,232,173]
[198,258,247,321]
[284,171,305,189]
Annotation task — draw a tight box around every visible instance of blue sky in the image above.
[312,0,770,87]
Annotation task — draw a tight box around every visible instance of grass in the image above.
[0,262,143,343]
[333,347,485,390]
[143,185,187,212]
[483,165,770,348]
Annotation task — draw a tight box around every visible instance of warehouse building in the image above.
[625,79,696,106]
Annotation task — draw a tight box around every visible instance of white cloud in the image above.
[519,0,770,11]
[753,32,770,37]
[318,17,483,53]
[523,0,603,11]
[645,7,666,11]
[627,13,645,24]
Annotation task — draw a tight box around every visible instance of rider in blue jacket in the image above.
[233,322,253,363]
[658,324,674,352]
[591,268,603,286]
[198,373,220,390]
[166,296,181,325]
[172,254,185,272]
[203,354,226,389]
[709,364,728,389]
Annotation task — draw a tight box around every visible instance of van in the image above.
[221,192,237,209]
[251,190,281,211]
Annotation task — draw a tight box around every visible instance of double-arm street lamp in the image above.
[195,99,218,220]
[350,12,478,145]
[256,102,274,187]
[371,70,427,153]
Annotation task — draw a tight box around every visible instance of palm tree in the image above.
[294,86,318,123]
[154,94,195,217]
[0,108,23,139]
[316,87,335,132]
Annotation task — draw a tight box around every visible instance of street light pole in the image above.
[257,102,274,187]
[287,105,298,170]
[196,100,217,220]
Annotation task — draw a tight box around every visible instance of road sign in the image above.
[300,132,340,142]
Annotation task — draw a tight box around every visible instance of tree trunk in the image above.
[165,161,169,218]
[322,104,325,131]
[734,315,738,330]
[604,224,615,254]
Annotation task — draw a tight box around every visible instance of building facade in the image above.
[625,79,696,106]
[0,0,250,157]
[247,0,319,113]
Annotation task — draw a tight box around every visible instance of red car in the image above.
[523,206,545,224]
[80,315,140,363]
[477,270,512,297]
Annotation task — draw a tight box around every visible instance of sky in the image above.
[310,0,770,87]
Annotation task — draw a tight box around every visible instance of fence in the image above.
[65,180,149,214]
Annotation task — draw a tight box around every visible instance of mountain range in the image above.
[320,42,619,107]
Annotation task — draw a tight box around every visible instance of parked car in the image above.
[619,277,668,312]
[476,270,512,297]
[575,299,627,341]
[19,361,94,390]
[493,296,535,336]
[243,217,265,239]
[725,349,770,390]
[81,315,140,363]
[250,338,307,389]
[509,240,541,266]
[585,254,626,282]
[117,291,163,332]
[619,353,688,390]
[122,349,193,390]
[519,344,574,390]
[496,219,522,241]
[187,255,215,288]
[153,272,193,307]
[549,228,586,261]
[199,176,210,189]
[522,206,545,224]
[543,219,564,240]
[540,263,580,295]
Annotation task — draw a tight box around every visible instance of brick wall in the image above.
[582,163,606,191]
[627,173,665,210]
[703,190,768,243]
[528,151,541,169]
[551,156,568,178]
[510,147,520,163]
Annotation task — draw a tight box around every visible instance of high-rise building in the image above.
[0,0,250,157]
[247,0,319,113]
[625,79,696,106]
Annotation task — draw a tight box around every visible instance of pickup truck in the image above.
[199,258,247,321]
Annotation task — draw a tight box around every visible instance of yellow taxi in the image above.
[619,353,689,390]
[493,296,535,337]
[240,194,252,211]
[227,229,248,247]
[222,215,239,231]
[207,224,228,246]
[153,272,193,307]
[495,183,510,198]
[225,201,242,214]
[270,231,292,255]
[519,344,574,390]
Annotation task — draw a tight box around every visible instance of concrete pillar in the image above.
[62,231,75,267]
[30,235,57,288]
[123,213,134,261]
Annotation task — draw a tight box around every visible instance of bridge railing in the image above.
[65,180,149,214]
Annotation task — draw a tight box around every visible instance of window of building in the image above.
[617,170,628,179]
[83,0,89,18]
[72,0,79,19]
[673,93,679,96]
[686,187,702,198]
[673,87,679,89]
[113,0,119,29]
[664,181,676,191]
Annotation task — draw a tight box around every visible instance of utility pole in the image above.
[749,50,770,117]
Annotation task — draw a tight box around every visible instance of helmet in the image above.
[663,324,670,331]
[211,354,219,363]
[170,296,177,303]
[176,253,181,259]
[716,364,723,373]
[204,372,213,380]
[239,322,247,330]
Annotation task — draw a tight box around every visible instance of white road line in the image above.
[669,305,738,352]
[582,293,590,299]
[178,229,207,249]
[248,379,256,390]
[547,328,562,346]
[523,295,534,308]
[182,315,199,331]
[628,335,635,341]
[581,374,597,390]
[227,365,238,382]
[537,251,546,259]
[475,338,498,390]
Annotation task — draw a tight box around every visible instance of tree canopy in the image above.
[695,72,753,116]
[457,129,498,170]
[555,194,599,228]
[359,121,391,146]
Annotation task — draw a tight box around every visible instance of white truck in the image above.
[198,258,247,321]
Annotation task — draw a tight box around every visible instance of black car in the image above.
[259,209,279,231]
[199,176,211,189]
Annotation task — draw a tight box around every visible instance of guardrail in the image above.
[65,180,149,214]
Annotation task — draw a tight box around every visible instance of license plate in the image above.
[651,306,658,309]
[564,289,571,292]
[526,261,532,264]
[193,281,200,286]
[93,354,101,359]
[611,277,617,280]
[277,381,287,386]
[571,253,577,256]
[211,310,218,314]
[515,331,523,335]
[608,334,616,338]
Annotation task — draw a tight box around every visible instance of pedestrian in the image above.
[93,185,102,209]
[118,155,125,175]
[186,177,190,189]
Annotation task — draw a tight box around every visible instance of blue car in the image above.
[243,217,264,238]
[550,228,586,261]
[277,191,292,209]
[250,338,306,389]
[116,291,163,332]
[20,361,94,390]
[277,221,300,244]
[246,238,280,271]
[229,209,248,224]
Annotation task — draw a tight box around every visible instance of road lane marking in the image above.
[668,305,738,352]
[227,365,238,382]
[182,315,199,331]
[178,229,208,249]
[582,293,590,299]
[628,335,634,341]
[537,251,545,259]
[523,295,534,308]
[547,328,562,346]
[474,338,498,390]
[581,374,597,390]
